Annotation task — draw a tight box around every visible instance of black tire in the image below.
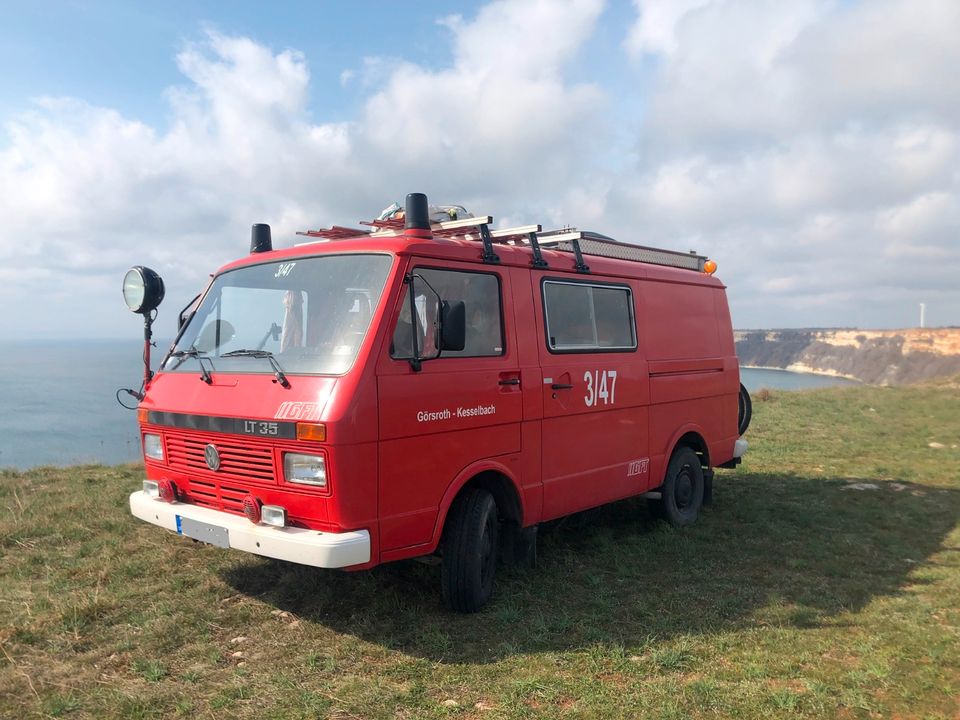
[656,446,705,527]
[441,488,499,612]
[738,383,752,436]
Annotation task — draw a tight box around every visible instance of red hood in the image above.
[141,371,338,424]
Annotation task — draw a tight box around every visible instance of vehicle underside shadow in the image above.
[220,473,960,664]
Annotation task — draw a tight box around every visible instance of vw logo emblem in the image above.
[204,444,221,471]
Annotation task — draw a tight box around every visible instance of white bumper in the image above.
[129,491,371,569]
[733,438,749,458]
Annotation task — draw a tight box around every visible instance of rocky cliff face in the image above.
[735,328,960,385]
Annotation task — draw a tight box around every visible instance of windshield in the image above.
[165,254,393,376]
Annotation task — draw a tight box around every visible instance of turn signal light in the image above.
[137,408,149,424]
[703,259,717,275]
[296,423,326,442]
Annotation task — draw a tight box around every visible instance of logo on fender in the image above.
[275,401,322,421]
[627,458,649,477]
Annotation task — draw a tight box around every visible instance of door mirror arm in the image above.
[178,293,201,331]
[404,272,456,371]
[404,274,423,372]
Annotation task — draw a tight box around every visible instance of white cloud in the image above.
[0,31,357,338]
[624,0,711,57]
[0,0,958,337]
[0,2,609,338]
[357,0,606,200]
[616,0,960,328]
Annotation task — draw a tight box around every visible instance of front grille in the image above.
[165,432,276,483]
[183,478,249,515]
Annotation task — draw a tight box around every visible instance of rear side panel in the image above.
[642,279,739,480]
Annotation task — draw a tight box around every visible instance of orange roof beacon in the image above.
[121,192,751,612]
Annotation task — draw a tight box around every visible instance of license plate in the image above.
[177,516,230,549]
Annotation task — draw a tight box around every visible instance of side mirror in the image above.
[440,300,466,352]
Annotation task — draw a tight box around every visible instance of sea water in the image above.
[0,340,148,469]
[740,367,860,392]
[0,341,859,470]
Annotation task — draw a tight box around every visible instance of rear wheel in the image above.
[653,446,705,526]
[441,488,499,612]
[738,383,752,436]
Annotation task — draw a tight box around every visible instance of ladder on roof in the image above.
[297,215,707,273]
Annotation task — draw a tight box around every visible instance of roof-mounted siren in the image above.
[404,192,433,239]
[250,223,273,254]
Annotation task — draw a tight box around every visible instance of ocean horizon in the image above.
[0,339,857,471]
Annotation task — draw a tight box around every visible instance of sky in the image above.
[1,0,958,339]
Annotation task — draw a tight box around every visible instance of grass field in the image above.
[2,382,959,718]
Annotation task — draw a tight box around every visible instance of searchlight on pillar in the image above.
[119,265,166,402]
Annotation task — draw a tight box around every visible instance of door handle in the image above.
[551,383,573,390]
[498,378,521,386]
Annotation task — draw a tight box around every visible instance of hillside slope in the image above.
[736,328,960,384]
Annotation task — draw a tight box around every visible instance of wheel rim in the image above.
[674,467,694,509]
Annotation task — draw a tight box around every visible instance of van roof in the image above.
[217,218,725,288]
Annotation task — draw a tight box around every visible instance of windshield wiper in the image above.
[221,349,291,388]
[168,348,213,384]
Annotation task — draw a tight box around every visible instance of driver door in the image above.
[375,260,523,552]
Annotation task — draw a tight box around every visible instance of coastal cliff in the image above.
[735,328,960,385]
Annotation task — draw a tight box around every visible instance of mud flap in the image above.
[501,523,538,569]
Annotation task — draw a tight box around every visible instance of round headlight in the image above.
[123,266,165,314]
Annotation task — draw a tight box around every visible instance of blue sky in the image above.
[1,1,644,128]
[1,1,460,123]
[1,0,958,338]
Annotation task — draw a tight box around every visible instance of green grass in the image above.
[1,382,959,718]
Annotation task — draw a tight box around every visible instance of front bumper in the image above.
[129,491,370,568]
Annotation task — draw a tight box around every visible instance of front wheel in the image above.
[441,488,499,612]
[653,446,705,527]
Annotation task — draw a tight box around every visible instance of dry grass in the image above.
[1,382,959,718]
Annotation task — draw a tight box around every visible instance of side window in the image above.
[543,280,636,352]
[391,268,504,359]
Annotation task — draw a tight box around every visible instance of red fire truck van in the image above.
[123,192,750,612]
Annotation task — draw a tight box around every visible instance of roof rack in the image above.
[295,215,496,242]
[537,231,706,272]
[296,216,707,273]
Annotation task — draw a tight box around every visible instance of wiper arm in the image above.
[221,349,291,388]
[168,348,213,384]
